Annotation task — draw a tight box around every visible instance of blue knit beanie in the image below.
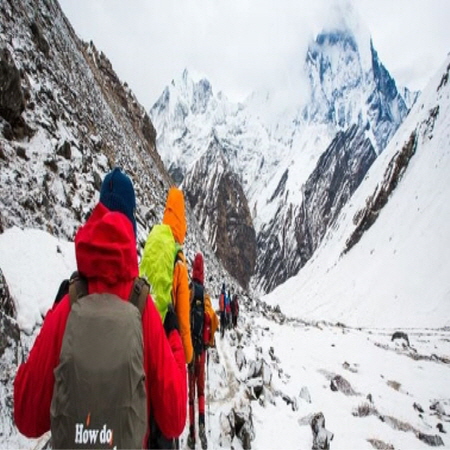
[99,167,137,236]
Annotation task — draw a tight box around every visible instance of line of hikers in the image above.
[12,167,230,449]
[218,283,239,338]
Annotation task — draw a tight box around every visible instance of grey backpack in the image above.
[50,274,149,449]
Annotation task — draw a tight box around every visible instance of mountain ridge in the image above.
[150,24,416,293]
[263,55,450,328]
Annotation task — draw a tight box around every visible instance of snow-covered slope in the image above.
[264,56,450,329]
[2,228,450,450]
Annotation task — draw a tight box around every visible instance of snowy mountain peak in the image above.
[150,17,414,293]
[264,54,450,329]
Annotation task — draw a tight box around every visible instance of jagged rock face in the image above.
[183,139,256,288]
[150,26,414,294]
[367,42,409,151]
[214,171,256,289]
[0,0,168,243]
[252,31,407,292]
[305,30,364,127]
[0,268,20,440]
[344,131,418,254]
[256,125,376,292]
[305,31,408,153]
[0,47,25,125]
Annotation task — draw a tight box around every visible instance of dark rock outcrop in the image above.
[311,412,334,450]
[0,47,25,125]
[184,137,257,288]
[256,125,377,292]
[344,131,417,254]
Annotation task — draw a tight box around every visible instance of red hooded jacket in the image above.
[14,203,187,445]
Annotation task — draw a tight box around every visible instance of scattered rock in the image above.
[352,402,378,418]
[1,118,13,140]
[300,386,312,403]
[387,380,401,392]
[413,402,424,413]
[342,361,358,373]
[56,140,72,159]
[235,345,246,371]
[233,402,254,449]
[0,47,25,124]
[220,401,254,449]
[416,431,444,447]
[268,346,280,363]
[281,393,298,411]
[16,146,28,160]
[246,377,263,400]
[437,423,446,433]
[219,411,234,446]
[311,412,333,450]
[0,268,20,364]
[330,375,357,395]
[380,415,413,433]
[246,358,272,386]
[367,438,394,450]
[30,20,50,57]
[0,268,16,319]
[430,400,449,416]
[44,157,58,173]
[391,330,410,347]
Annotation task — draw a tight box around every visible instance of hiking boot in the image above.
[199,424,207,450]
[187,432,195,449]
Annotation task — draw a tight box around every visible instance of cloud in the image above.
[59,0,450,109]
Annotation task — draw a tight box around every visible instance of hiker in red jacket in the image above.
[187,252,218,450]
[14,168,187,449]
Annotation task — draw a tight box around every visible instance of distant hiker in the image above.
[187,252,219,450]
[140,186,192,448]
[14,168,187,449]
[225,290,232,330]
[231,293,239,328]
[219,283,227,338]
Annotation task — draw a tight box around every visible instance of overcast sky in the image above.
[58,0,450,110]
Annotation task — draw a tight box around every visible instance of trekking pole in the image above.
[207,348,210,435]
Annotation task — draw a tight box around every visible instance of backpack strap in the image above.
[68,271,88,307]
[171,249,185,310]
[128,277,150,316]
[69,272,148,315]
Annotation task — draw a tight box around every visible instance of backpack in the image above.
[204,293,219,348]
[190,281,205,356]
[232,294,239,316]
[225,294,231,313]
[219,292,225,311]
[139,224,180,321]
[50,273,149,449]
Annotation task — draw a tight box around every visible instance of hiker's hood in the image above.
[192,252,204,285]
[162,187,187,245]
[75,202,138,284]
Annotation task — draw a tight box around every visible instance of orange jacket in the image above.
[204,293,219,347]
[163,187,193,364]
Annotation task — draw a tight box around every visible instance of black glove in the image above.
[188,361,195,374]
[164,305,179,335]
[53,279,70,305]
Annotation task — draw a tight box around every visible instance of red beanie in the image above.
[192,252,204,285]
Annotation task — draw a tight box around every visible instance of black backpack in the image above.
[190,281,205,356]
